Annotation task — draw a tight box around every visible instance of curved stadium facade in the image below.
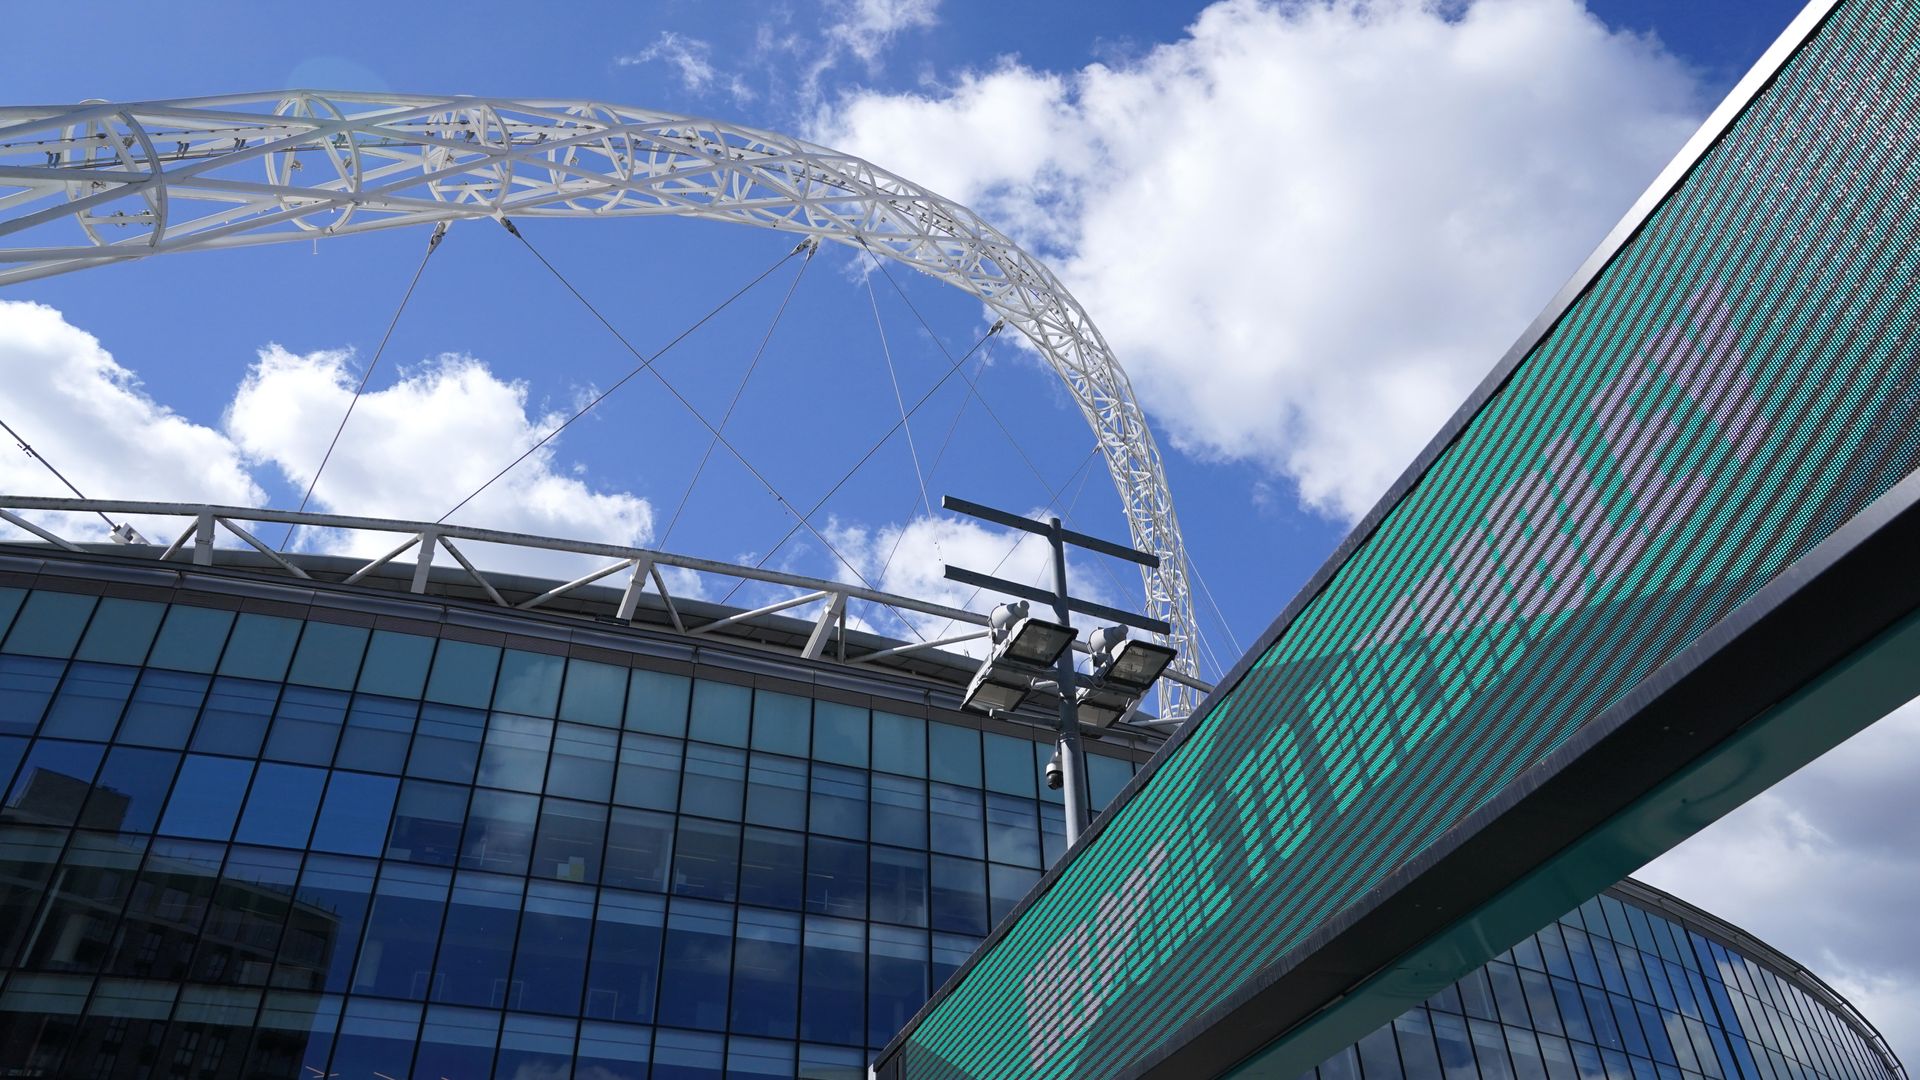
[0,517,1903,1080]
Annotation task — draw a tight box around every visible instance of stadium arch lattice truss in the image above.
[0,91,1201,718]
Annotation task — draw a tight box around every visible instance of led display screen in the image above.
[878,2,1920,1077]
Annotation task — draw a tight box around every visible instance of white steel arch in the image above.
[0,91,1201,718]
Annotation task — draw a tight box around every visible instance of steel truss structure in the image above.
[0,92,1201,718]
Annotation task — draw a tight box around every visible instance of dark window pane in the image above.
[275,854,376,993]
[118,668,210,748]
[1087,753,1133,811]
[1491,961,1534,1027]
[1,592,95,658]
[751,689,809,756]
[747,752,808,827]
[83,746,179,833]
[931,932,979,993]
[871,846,928,928]
[512,880,593,1014]
[40,661,136,741]
[245,991,342,1080]
[19,831,144,973]
[549,721,617,801]
[352,863,450,1000]
[988,863,1039,926]
[496,1012,577,1077]
[158,754,253,840]
[616,732,682,811]
[579,1019,653,1080]
[495,649,563,717]
[415,1004,500,1079]
[0,656,65,736]
[730,1036,795,1079]
[191,845,301,986]
[1361,1025,1407,1080]
[872,710,926,778]
[673,818,740,902]
[986,794,1040,869]
[1434,1009,1479,1080]
[983,732,1036,797]
[533,797,606,883]
[872,773,927,850]
[0,590,19,641]
[387,779,469,867]
[627,668,690,737]
[329,998,421,1079]
[930,856,988,935]
[106,838,223,979]
[683,742,747,820]
[146,605,234,672]
[287,621,369,690]
[1040,804,1068,867]
[1471,1018,1519,1080]
[409,703,485,783]
[355,629,434,698]
[930,782,985,859]
[190,676,280,756]
[655,1027,724,1080]
[587,889,664,1024]
[74,976,176,1073]
[0,827,65,965]
[659,899,734,1030]
[74,598,164,665]
[335,694,416,773]
[812,701,867,768]
[4,738,103,826]
[311,771,398,856]
[479,712,554,792]
[740,826,805,910]
[460,788,539,876]
[433,871,522,1007]
[560,658,627,727]
[806,835,866,919]
[732,907,801,1038]
[810,763,867,840]
[690,679,751,746]
[218,613,301,680]
[263,685,348,765]
[605,807,674,893]
[928,722,981,786]
[870,924,929,1048]
[0,736,18,799]
[235,762,326,848]
[801,915,864,1045]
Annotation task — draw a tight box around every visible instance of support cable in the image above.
[282,220,448,551]
[863,253,933,519]
[875,342,990,584]
[0,416,121,534]
[1190,556,1246,660]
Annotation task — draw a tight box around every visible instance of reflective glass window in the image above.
[871,845,929,928]
[983,732,1036,797]
[191,845,301,986]
[1510,1025,1552,1080]
[287,621,369,690]
[740,825,805,910]
[673,817,740,902]
[335,694,416,773]
[235,762,325,848]
[691,678,751,746]
[807,835,866,919]
[1,591,95,658]
[414,1004,500,1078]
[615,732,682,811]
[217,613,301,681]
[78,977,177,1071]
[352,863,450,1000]
[747,751,808,827]
[872,710,926,778]
[106,838,224,979]
[329,997,421,1079]
[408,702,485,783]
[561,657,628,727]
[732,907,802,1038]
[0,656,61,735]
[263,685,348,765]
[1040,803,1068,867]
[1433,1010,1480,1080]
[1520,968,1566,1037]
[988,862,1040,926]
[588,889,664,1024]
[495,649,563,717]
[872,773,927,850]
[684,741,747,819]
[0,973,89,1077]
[116,668,209,748]
[497,1012,577,1077]
[276,855,376,993]
[869,923,929,1048]
[931,932,979,992]
[245,989,341,1079]
[1088,753,1133,811]
[752,688,810,757]
[659,899,734,1031]
[355,629,433,698]
[0,735,17,796]
[147,605,233,672]
[1395,1010,1447,1080]
[191,675,280,756]
[0,827,63,965]
[549,721,617,801]
[5,738,102,826]
[579,1019,653,1080]
[731,1036,798,1080]
[1472,1017,1520,1080]
[387,779,468,866]
[83,745,178,833]
[812,700,868,767]
[19,830,144,973]
[605,806,675,893]
[928,722,981,787]
[986,793,1041,868]
[0,589,18,641]
[930,855,988,935]
[1360,1024,1407,1080]
[40,661,136,741]
[627,668,691,737]
[801,915,864,1046]
[478,711,554,792]
[1553,976,1596,1044]
[513,880,594,1014]
[655,1027,724,1080]
[73,597,164,665]
[158,753,253,840]
[810,762,867,840]
[930,782,985,859]
[534,797,606,883]
[433,871,522,1007]
[460,788,538,876]
[311,770,398,856]
[1460,966,1499,1020]
[425,639,500,708]
[1492,961,1534,1027]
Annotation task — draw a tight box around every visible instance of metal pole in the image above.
[1050,516,1093,843]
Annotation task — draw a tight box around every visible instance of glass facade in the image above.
[0,579,1899,1080]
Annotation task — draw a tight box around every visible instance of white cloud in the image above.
[826,0,941,64]
[1638,700,1920,1062]
[812,0,1706,520]
[0,300,264,544]
[618,31,756,105]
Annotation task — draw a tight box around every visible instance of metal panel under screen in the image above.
[875,2,1920,1078]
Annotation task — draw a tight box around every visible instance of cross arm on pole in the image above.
[941,564,1173,636]
[941,494,1160,568]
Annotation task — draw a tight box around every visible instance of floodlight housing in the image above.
[998,615,1077,667]
[962,663,1030,714]
[1093,637,1178,693]
[1074,684,1133,729]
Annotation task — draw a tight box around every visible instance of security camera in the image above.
[1044,749,1064,790]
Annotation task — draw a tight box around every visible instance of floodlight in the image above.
[1074,684,1132,729]
[998,615,1077,667]
[962,663,1030,715]
[1092,635,1177,693]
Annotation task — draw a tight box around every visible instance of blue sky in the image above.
[9,0,1915,1058]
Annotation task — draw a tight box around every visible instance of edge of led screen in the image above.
[876,1,1920,1078]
